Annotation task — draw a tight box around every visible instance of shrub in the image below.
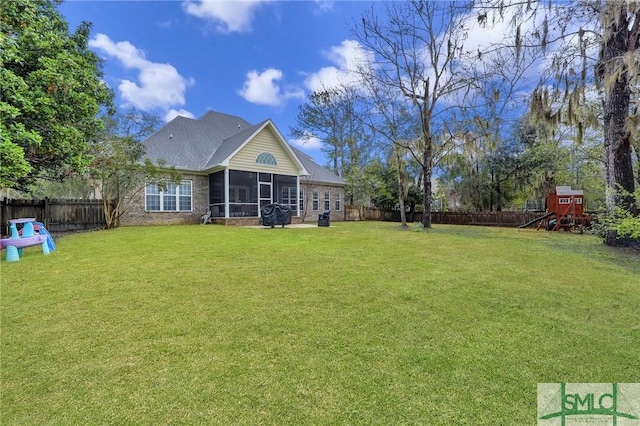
[597,189,640,245]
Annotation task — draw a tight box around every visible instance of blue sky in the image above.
[59,0,378,166]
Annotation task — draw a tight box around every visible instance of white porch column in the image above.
[296,176,301,217]
[224,168,230,218]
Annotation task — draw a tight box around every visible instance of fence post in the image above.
[44,197,50,228]
[1,197,7,235]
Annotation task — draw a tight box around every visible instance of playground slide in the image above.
[519,211,555,229]
[2,219,56,261]
[33,222,56,252]
[7,221,56,252]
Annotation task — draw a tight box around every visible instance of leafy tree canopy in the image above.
[89,109,179,229]
[0,0,113,190]
[291,86,373,178]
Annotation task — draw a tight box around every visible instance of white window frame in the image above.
[312,189,319,211]
[299,188,305,213]
[145,180,193,212]
[324,190,330,211]
[558,197,571,204]
[255,152,277,166]
[334,190,341,211]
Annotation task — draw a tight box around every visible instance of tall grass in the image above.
[2,222,638,425]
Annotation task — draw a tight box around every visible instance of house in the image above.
[121,110,345,226]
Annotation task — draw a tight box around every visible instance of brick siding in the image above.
[122,175,344,226]
[120,174,208,226]
[299,183,344,223]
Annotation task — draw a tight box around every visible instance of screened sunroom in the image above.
[208,170,300,218]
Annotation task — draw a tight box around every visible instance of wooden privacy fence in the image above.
[1,198,107,235]
[430,211,547,227]
[345,206,551,228]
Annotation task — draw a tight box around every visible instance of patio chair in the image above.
[201,210,212,224]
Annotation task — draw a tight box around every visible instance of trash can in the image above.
[260,203,292,228]
[318,210,330,227]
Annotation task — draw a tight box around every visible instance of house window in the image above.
[324,190,330,211]
[576,198,583,204]
[146,185,161,211]
[299,188,305,213]
[559,197,571,204]
[145,180,192,212]
[312,189,319,211]
[256,152,277,166]
[334,190,341,211]
[178,181,192,210]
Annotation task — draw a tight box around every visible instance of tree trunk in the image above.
[600,3,636,215]
[102,198,114,229]
[422,152,432,228]
[490,172,495,212]
[422,100,433,228]
[604,229,618,246]
[603,75,635,212]
[636,149,640,188]
[396,151,408,228]
[103,197,120,229]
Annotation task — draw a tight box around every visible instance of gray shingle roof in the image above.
[292,147,344,185]
[142,111,252,171]
[555,186,583,196]
[142,110,344,186]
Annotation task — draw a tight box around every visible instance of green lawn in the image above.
[1,222,638,425]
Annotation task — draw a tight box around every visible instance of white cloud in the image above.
[118,63,191,110]
[290,134,323,150]
[461,13,523,54]
[313,1,335,14]
[182,0,269,33]
[89,34,194,116]
[165,108,196,122]
[90,34,152,69]
[304,67,343,93]
[304,39,373,92]
[238,68,304,107]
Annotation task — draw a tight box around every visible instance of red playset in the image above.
[519,186,591,231]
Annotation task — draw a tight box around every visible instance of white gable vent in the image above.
[256,152,277,166]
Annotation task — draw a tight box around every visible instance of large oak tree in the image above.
[0,0,113,189]
[477,0,638,214]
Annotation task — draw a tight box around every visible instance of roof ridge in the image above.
[198,109,251,124]
[144,114,195,141]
